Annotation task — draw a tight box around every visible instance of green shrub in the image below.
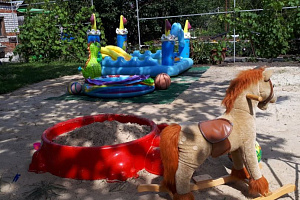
[219,0,295,59]
[209,39,229,64]
[190,39,211,64]
[226,40,253,57]
[144,40,162,53]
[15,1,106,62]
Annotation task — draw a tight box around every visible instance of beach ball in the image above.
[155,73,171,90]
[67,82,82,95]
[255,141,262,163]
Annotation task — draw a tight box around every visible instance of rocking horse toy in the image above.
[138,66,296,199]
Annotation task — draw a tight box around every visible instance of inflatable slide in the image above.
[101,45,132,61]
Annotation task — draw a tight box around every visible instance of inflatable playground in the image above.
[70,14,193,98]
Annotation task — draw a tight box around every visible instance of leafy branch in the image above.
[15,1,106,62]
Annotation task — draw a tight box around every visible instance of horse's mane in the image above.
[222,68,265,113]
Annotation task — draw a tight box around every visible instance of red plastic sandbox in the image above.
[29,114,165,181]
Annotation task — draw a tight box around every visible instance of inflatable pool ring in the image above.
[83,75,155,98]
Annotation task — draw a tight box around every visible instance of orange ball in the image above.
[155,73,171,90]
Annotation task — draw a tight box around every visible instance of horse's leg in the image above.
[241,143,270,196]
[173,123,211,200]
[174,162,196,200]
[230,149,250,179]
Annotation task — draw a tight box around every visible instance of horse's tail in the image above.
[160,123,181,194]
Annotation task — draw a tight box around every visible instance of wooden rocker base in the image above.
[137,174,296,200]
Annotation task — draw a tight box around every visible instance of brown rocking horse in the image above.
[138,67,296,199]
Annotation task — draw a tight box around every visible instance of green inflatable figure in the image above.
[80,42,102,79]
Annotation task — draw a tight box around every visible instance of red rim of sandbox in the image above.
[29,114,164,181]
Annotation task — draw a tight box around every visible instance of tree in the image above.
[15,0,106,62]
[221,0,294,58]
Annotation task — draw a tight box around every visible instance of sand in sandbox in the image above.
[53,120,152,147]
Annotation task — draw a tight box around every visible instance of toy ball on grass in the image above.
[155,73,171,90]
[67,82,82,95]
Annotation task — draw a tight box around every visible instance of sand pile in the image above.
[53,121,151,147]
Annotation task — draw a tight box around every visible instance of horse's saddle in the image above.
[198,118,233,158]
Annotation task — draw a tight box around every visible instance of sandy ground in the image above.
[0,62,299,200]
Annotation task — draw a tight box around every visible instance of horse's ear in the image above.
[262,69,273,81]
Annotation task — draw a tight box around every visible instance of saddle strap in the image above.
[211,139,231,158]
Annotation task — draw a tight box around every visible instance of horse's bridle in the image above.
[262,79,274,104]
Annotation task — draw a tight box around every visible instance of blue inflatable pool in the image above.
[82,75,155,98]
[101,50,193,77]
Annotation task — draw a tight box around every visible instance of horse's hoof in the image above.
[249,176,270,196]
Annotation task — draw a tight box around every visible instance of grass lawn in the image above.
[0,61,84,94]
